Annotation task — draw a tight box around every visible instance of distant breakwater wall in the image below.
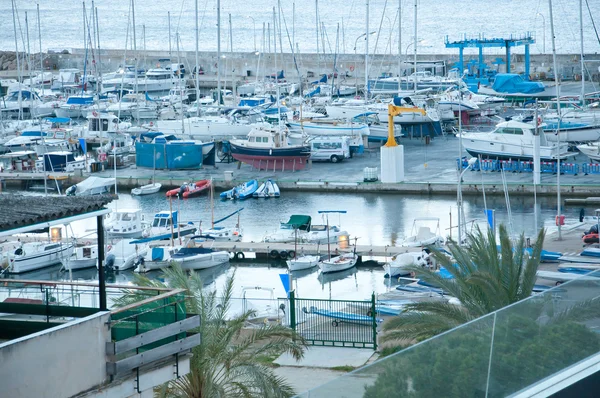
[1,49,599,85]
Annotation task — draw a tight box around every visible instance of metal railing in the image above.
[286,291,378,350]
[299,270,600,397]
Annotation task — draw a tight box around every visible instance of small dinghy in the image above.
[253,179,281,198]
[166,180,211,198]
[220,180,258,200]
[131,182,162,196]
[398,218,444,247]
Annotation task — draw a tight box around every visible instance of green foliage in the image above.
[365,315,600,398]
[382,225,546,343]
[115,263,307,398]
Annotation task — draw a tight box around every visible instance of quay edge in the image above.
[3,172,599,198]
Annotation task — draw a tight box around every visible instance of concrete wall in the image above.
[0,312,111,398]
[0,48,594,85]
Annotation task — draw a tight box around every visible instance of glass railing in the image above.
[299,270,600,397]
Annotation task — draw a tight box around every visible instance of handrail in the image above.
[111,288,186,315]
[0,278,174,292]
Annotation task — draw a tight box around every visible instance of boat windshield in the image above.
[279,224,294,230]
[494,127,524,135]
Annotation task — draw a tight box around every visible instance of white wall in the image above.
[0,312,111,398]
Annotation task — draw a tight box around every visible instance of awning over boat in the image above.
[283,215,311,231]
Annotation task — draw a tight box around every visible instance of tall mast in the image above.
[131,0,138,123]
[37,4,43,84]
[580,0,585,103]
[397,0,402,96]
[195,0,200,116]
[365,0,369,99]
[549,0,562,240]
[217,0,221,105]
[315,0,319,54]
[168,12,172,58]
[95,6,102,95]
[413,0,417,94]
[11,0,22,121]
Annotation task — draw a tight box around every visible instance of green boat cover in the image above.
[283,215,312,231]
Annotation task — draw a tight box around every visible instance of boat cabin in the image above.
[0,151,37,172]
[247,126,285,148]
[152,211,177,228]
[488,121,548,145]
[87,112,120,136]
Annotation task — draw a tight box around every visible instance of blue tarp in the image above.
[310,74,327,85]
[152,247,165,261]
[135,142,214,169]
[66,96,94,105]
[238,98,266,107]
[304,86,321,98]
[491,74,544,94]
[45,117,71,124]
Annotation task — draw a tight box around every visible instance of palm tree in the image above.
[114,263,307,398]
[382,224,545,343]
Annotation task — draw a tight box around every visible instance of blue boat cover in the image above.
[135,142,207,169]
[238,98,266,107]
[152,247,165,261]
[304,86,321,98]
[173,247,213,257]
[45,117,71,124]
[66,96,94,105]
[491,74,544,94]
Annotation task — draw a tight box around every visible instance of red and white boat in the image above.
[166,180,211,198]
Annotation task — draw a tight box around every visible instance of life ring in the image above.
[279,250,288,260]
[233,231,239,236]
[106,245,112,252]
[537,116,542,126]
[234,251,245,260]
[349,65,355,72]
[287,250,296,259]
[269,249,280,259]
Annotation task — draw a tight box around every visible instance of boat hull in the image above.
[8,243,74,274]
[318,253,358,274]
[174,252,230,270]
[287,255,320,271]
[229,142,310,171]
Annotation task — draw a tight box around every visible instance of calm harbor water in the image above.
[1,0,597,55]
[6,190,574,309]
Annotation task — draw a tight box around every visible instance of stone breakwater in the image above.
[0,51,47,72]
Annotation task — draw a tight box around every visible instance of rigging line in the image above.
[585,0,600,47]
[279,2,302,81]
[372,0,389,55]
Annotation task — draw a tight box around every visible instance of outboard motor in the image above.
[105,253,116,273]
[179,184,186,197]
[65,185,77,196]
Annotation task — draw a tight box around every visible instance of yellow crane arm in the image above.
[385,104,427,147]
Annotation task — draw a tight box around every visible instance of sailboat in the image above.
[286,227,320,271]
[317,212,358,274]
[201,181,243,241]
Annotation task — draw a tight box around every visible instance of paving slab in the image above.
[274,346,375,368]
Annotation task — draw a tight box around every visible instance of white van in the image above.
[310,136,351,163]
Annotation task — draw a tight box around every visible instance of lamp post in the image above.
[537,12,546,54]
[248,16,256,52]
[353,31,376,95]
[458,157,478,245]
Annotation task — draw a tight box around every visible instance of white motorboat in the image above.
[144,210,197,241]
[385,250,429,278]
[263,215,311,243]
[135,245,183,272]
[170,246,230,270]
[576,142,600,162]
[536,270,600,283]
[66,176,115,196]
[399,218,445,247]
[101,65,145,93]
[436,88,480,114]
[106,94,154,119]
[287,255,320,271]
[132,68,177,92]
[200,226,242,241]
[148,116,265,139]
[105,239,148,271]
[105,209,149,239]
[287,119,370,138]
[64,244,98,270]
[0,89,55,118]
[131,182,162,196]
[303,225,349,244]
[458,120,573,161]
[2,241,74,274]
[318,252,358,274]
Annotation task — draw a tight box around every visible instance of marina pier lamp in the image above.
[537,13,546,54]
[457,157,478,245]
[353,31,377,54]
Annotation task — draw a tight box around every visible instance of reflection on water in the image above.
[5,190,570,303]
